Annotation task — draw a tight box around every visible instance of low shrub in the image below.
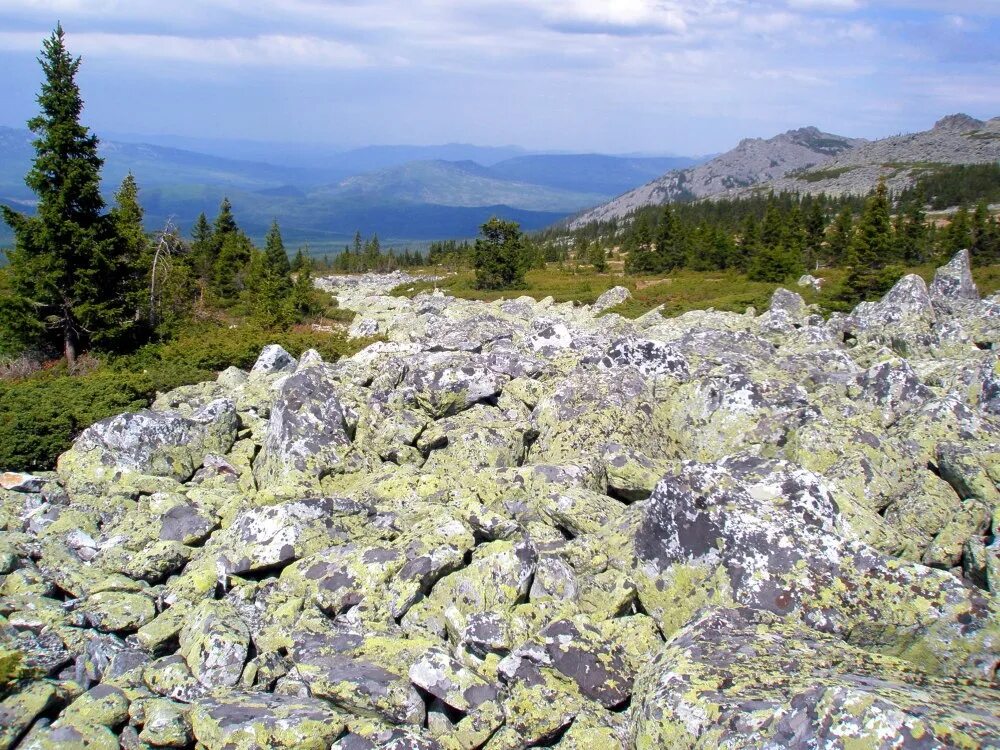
[0,320,375,471]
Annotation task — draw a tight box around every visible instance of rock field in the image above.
[1,252,999,749]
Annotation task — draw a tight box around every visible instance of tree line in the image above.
[328,231,425,274]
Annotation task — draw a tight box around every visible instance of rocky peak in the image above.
[933,113,985,132]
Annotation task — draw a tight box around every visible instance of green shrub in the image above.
[0,321,375,471]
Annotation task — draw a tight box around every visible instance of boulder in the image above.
[631,607,1000,749]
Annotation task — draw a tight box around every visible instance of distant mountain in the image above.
[103,132,529,172]
[741,114,1000,199]
[318,160,606,212]
[0,127,699,244]
[570,126,864,227]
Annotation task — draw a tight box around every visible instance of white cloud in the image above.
[0,30,373,68]
[786,0,862,11]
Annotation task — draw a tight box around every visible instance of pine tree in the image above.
[826,206,854,266]
[842,181,893,303]
[473,217,527,290]
[108,172,151,342]
[189,212,214,294]
[0,26,138,365]
[264,219,292,277]
[653,205,687,272]
[588,242,607,272]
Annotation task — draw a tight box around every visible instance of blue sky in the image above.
[0,0,997,156]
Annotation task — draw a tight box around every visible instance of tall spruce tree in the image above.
[826,206,854,266]
[189,212,214,295]
[842,181,893,303]
[264,219,292,277]
[0,26,139,365]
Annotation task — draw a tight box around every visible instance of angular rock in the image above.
[630,607,1000,749]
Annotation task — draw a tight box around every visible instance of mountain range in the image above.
[571,114,1000,228]
[0,127,697,247]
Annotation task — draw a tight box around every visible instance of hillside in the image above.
[570,126,863,227]
[743,113,1000,199]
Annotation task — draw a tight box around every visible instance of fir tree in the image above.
[842,181,893,303]
[264,219,292,277]
[587,242,607,272]
[108,172,151,341]
[944,205,972,257]
[892,196,928,265]
[189,212,214,294]
[826,206,854,266]
[653,205,687,272]
[473,217,527,290]
[804,199,827,269]
[0,26,139,365]
[212,197,238,240]
[291,248,309,272]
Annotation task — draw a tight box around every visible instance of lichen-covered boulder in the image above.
[289,624,428,726]
[530,369,674,465]
[592,286,631,314]
[189,693,346,750]
[178,599,250,689]
[207,497,368,577]
[595,338,690,381]
[399,351,505,418]
[630,607,1000,750]
[253,367,359,490]
[634,459,999,678]
[57,400,238,496]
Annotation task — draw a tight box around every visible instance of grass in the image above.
[793,165,861,183]
[390,262,1000,320]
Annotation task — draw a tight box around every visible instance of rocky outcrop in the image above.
[572,114,1000,226]
[746,113,1000,200]
[571,126,864,227]
[1,252,998,749]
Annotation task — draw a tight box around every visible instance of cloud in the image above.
[0,30,373,68]
[786,0,861,11]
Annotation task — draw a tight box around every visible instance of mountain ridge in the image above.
[570,114,1000,228]
[569,126,865,227]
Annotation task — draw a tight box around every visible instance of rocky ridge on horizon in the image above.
[1,254,999,748]
[738,113,1000,201]
[569,126,864,228]
[571,114,1000,228]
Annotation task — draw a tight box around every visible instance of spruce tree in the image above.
[108,172,150,342]
[264,219,292,277]
[842,181,893,303]
[473,217,526,290]
[826,206,854,266]
[189,212,214,295]
[0,25,138,365]
[653,205,687,272]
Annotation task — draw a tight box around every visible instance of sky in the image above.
[0,0,997,156]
